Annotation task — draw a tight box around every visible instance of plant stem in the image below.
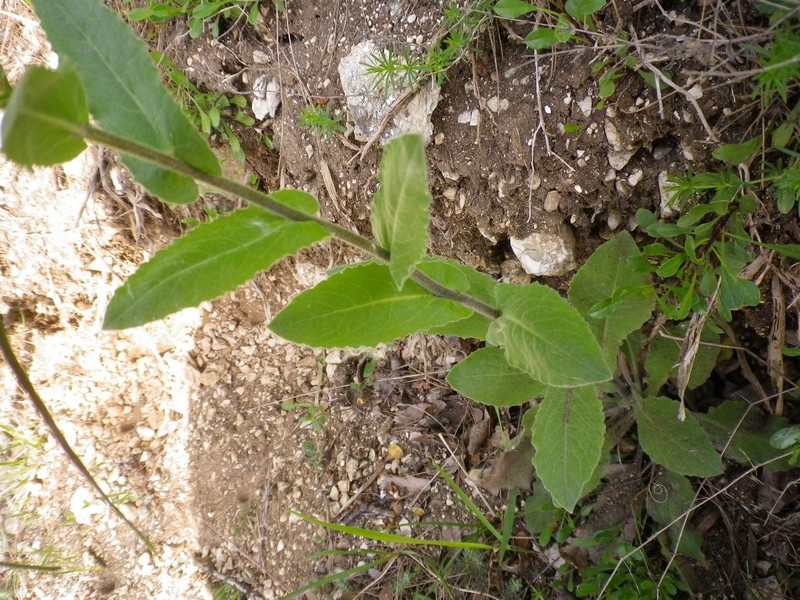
[0,317,155,553]
[79,124,501,319]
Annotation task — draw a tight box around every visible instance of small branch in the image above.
[78,124,501,320]
[0,318,155,553]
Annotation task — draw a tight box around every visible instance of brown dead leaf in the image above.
[480,438,535,494]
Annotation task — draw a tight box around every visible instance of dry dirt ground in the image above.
[1,0,799,599]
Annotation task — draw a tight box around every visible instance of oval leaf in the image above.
[525,28,561,50]
[487,283,611,387]
[565,0,605,19]
[636,396,723,477]
[269,263,472,348]
[712,137,760,165]
[532,386,605,512]
[30,0,221,203]
[104,206,328,329]
[1,66,88,166]
[494,0,537,18]
[370,134,432,289]
[447,346,545,407]
[568,231,654,367]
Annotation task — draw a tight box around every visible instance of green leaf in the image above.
[717,264,760,322]
[712,137,760,165]
[370,134,432,289]
[30,0,221,203]
[770,426,800,450]
[636,397,723,477]
[488,283,611,387]
[269,262,472,348]
[695,400,791,469]
[494,0,537,18]
[568,232,654,368]
[598,72,616,99]
[756,242,800,260]
[644,322,720,394]
[1,67,88,166]
[532,386,605,512]
[446,347,545,407]
[646,471,705,560]
[104,204,328,329]
[771,120,795,148]
[524,480,561,535]
[0,64,11,109]
[565,0,605,19]
[525,28,562,50]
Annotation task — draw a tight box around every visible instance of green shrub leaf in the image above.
[646,470,705,561]
[488,283,611,387]
[636,397,723,477]
[695,400,791,469]
[565,0,606,19]
[712,137,760,165]
[532,386,605,512]
[568,232,654,367]
[370,134,432,289]
[644,322,720,395]
[269,262,472,348]
[494,0,537,18]
[446,346,545,407]
[104,204,328,329]
[30,0,221,203]
[525,27,561,50]
[1,66,88,166]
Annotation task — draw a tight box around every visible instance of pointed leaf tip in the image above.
[370,134,432,289]
[104,206,328,329]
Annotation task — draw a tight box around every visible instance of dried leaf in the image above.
[481,437,535,494]
[467,416,492,455]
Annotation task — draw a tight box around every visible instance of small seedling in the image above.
[298,104,347,139]
[362,0,495,93]
[180,203,223,229]
[281,401,327,433]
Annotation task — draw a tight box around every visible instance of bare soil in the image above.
[1,1,799,599]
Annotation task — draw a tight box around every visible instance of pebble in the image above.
[604,119,623,151]
[486,96,509,112]
[627,169,644,187]
[510,228,577,276]
[544,190,561,212]
[607,149,636,170]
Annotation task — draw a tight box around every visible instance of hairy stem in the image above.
[79,124,501,319]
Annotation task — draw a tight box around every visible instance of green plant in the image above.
[181,203,223,228]
[297,104,347,140]
[6,0,796,518]
[494,0,604,50]
[128,0,261,39]
[281,401,327,433]
[153,51,254,162]
[362,0,495,93]
[3,2,799,597]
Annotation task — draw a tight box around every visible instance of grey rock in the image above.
[338,41,440,144]
[510,227,577,276]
